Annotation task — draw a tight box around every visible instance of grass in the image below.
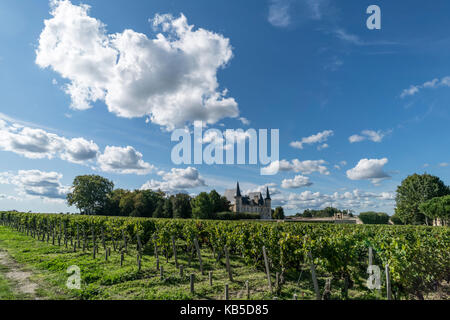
[0,225,378,300]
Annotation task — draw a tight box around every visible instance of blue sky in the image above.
[0,0,449,215]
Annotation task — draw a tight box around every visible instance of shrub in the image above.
[215,212,260,220]
[359,211,390,225]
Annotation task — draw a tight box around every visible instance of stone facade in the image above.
[224,182,272,220]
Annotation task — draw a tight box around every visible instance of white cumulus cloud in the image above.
[0,170,69,200]
[281,175,313,189]
[36,0,239,131]
[141,167,206,193]
[349,130,389,143]
[97,146,155,175]
[346,158,390,184]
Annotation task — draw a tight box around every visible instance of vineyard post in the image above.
[225,284,229,300]
[224,246,233,281]
[190,274,195,294]
[179,265,184,278]
[136,233,142,253]
[77,224,80,248]
[322,278,331,300]
[262,246,272,292]
[120,251,124,267]
[122,230,127,253]
[308,251,321,300]
[369,247,373,266]
[153,234,158,260]
[101,227,106,251]
[209,271,213,286]
[171,236,178,268]
[246,280,250,299]
[275,272,280,291]
[138,256,141,272]
[386,264,392,300]
[156,258,160,271]
[83,227,87,251]
[194,238,204,275]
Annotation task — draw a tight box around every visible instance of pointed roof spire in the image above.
[236,182,242,197]
[266,186,271,200]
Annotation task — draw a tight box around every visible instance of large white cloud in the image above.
[97,146,155,175]
[0,170,69,200]
[36,0,239,131]
[346,158,390,184]
[141,167,206,193]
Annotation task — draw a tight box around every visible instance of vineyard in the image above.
[0,211,449,300]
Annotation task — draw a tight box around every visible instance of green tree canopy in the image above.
[191,192,213,219]
[273,206,285,220]
[67,175,114,215]
[419,195,450,224]
[395,173,450,225]
[172,193,192,219]
[163,196,174,218]
[209,190,231,213]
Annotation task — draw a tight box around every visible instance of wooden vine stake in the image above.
[225,284,229,300]
[262,246,272,292]
[385,264,392,300]
[308,251,321,300]
[194,238,204,275]
[171,236,178,268]
[179,265,184,278]
[245,281,250,299]
[224,246,233,281]
[209,271,213,286]
[153,234,159,260]
[122,230,127,253]
[369,247,373,266]
[190,274,195,294]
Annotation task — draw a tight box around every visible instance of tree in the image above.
[119,191,136,216]
[104,188,128,216]
[419,195,450,225]
[163,196,174,218]
[172,193,192,219]
[390,213,404,225]
[191,192,213,219]
[67,175,114,215]
[395,173,450,225]
[153,199,165,218]
[134,189,164,217]
[358,211,390,225]
[273,206,285,220]
[209,190,231,213]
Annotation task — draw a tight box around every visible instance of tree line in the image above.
[66,175,231,219]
